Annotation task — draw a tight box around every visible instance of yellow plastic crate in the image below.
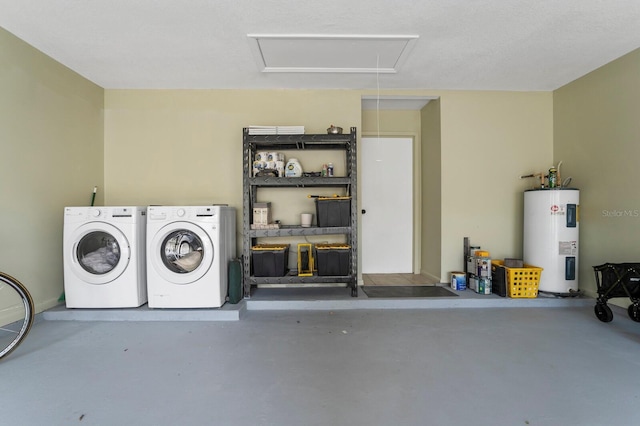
[492,260,542,298]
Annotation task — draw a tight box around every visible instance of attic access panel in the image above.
[248,34,418,73]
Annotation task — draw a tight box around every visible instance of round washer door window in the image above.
[161,230,206,273]
[77,231,121,274]
[68,222,130,285]
[150,221,213,285]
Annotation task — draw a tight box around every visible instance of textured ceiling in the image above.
[1,0,639,91]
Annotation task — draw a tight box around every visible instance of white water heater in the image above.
[523,188,580,294]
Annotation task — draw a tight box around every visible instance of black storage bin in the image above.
[315,197,351,227]
[251,244,289,277]
[491,262,508,297]
[315,244,350,276]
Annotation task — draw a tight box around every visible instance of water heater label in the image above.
[559,241,577,255]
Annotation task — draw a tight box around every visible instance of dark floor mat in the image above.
[362,286,459,298]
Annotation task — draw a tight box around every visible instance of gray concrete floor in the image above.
[2,301,640,425]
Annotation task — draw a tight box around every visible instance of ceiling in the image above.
[1,0,639,92]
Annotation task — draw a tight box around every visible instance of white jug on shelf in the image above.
[285,158,302,177]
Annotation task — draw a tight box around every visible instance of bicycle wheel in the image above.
[0,272,35,360]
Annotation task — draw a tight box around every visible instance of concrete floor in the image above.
[2,293,640,425]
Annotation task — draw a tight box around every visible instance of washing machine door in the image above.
[150,221,214,284]
[68,222,131,285]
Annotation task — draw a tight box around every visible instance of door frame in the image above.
[359,131,422,281]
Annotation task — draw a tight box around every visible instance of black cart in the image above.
[593,263,640,322]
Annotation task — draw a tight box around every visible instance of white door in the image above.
[361,137,413,273]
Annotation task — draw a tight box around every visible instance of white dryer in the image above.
[63,206,147,308]
[146,206,236,308]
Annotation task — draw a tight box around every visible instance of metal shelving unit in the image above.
[242,127,358,297]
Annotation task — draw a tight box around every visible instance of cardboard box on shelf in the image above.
[253,202,272,225]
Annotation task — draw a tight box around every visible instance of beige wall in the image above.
[438,91,554,279]
[554,48,640,303]
[105,90,362,208]
[421,100,442,281]
[104,90,363,269]
[0,28,104,314]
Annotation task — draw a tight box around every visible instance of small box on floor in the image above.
[469,275,492,295]
[478,277,492,294]
[450,272,466,291]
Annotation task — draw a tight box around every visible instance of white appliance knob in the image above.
[91,209,101,217]
[177,208,186,217]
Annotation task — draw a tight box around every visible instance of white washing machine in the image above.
[146,206,236,308]
[63,206,147,308]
